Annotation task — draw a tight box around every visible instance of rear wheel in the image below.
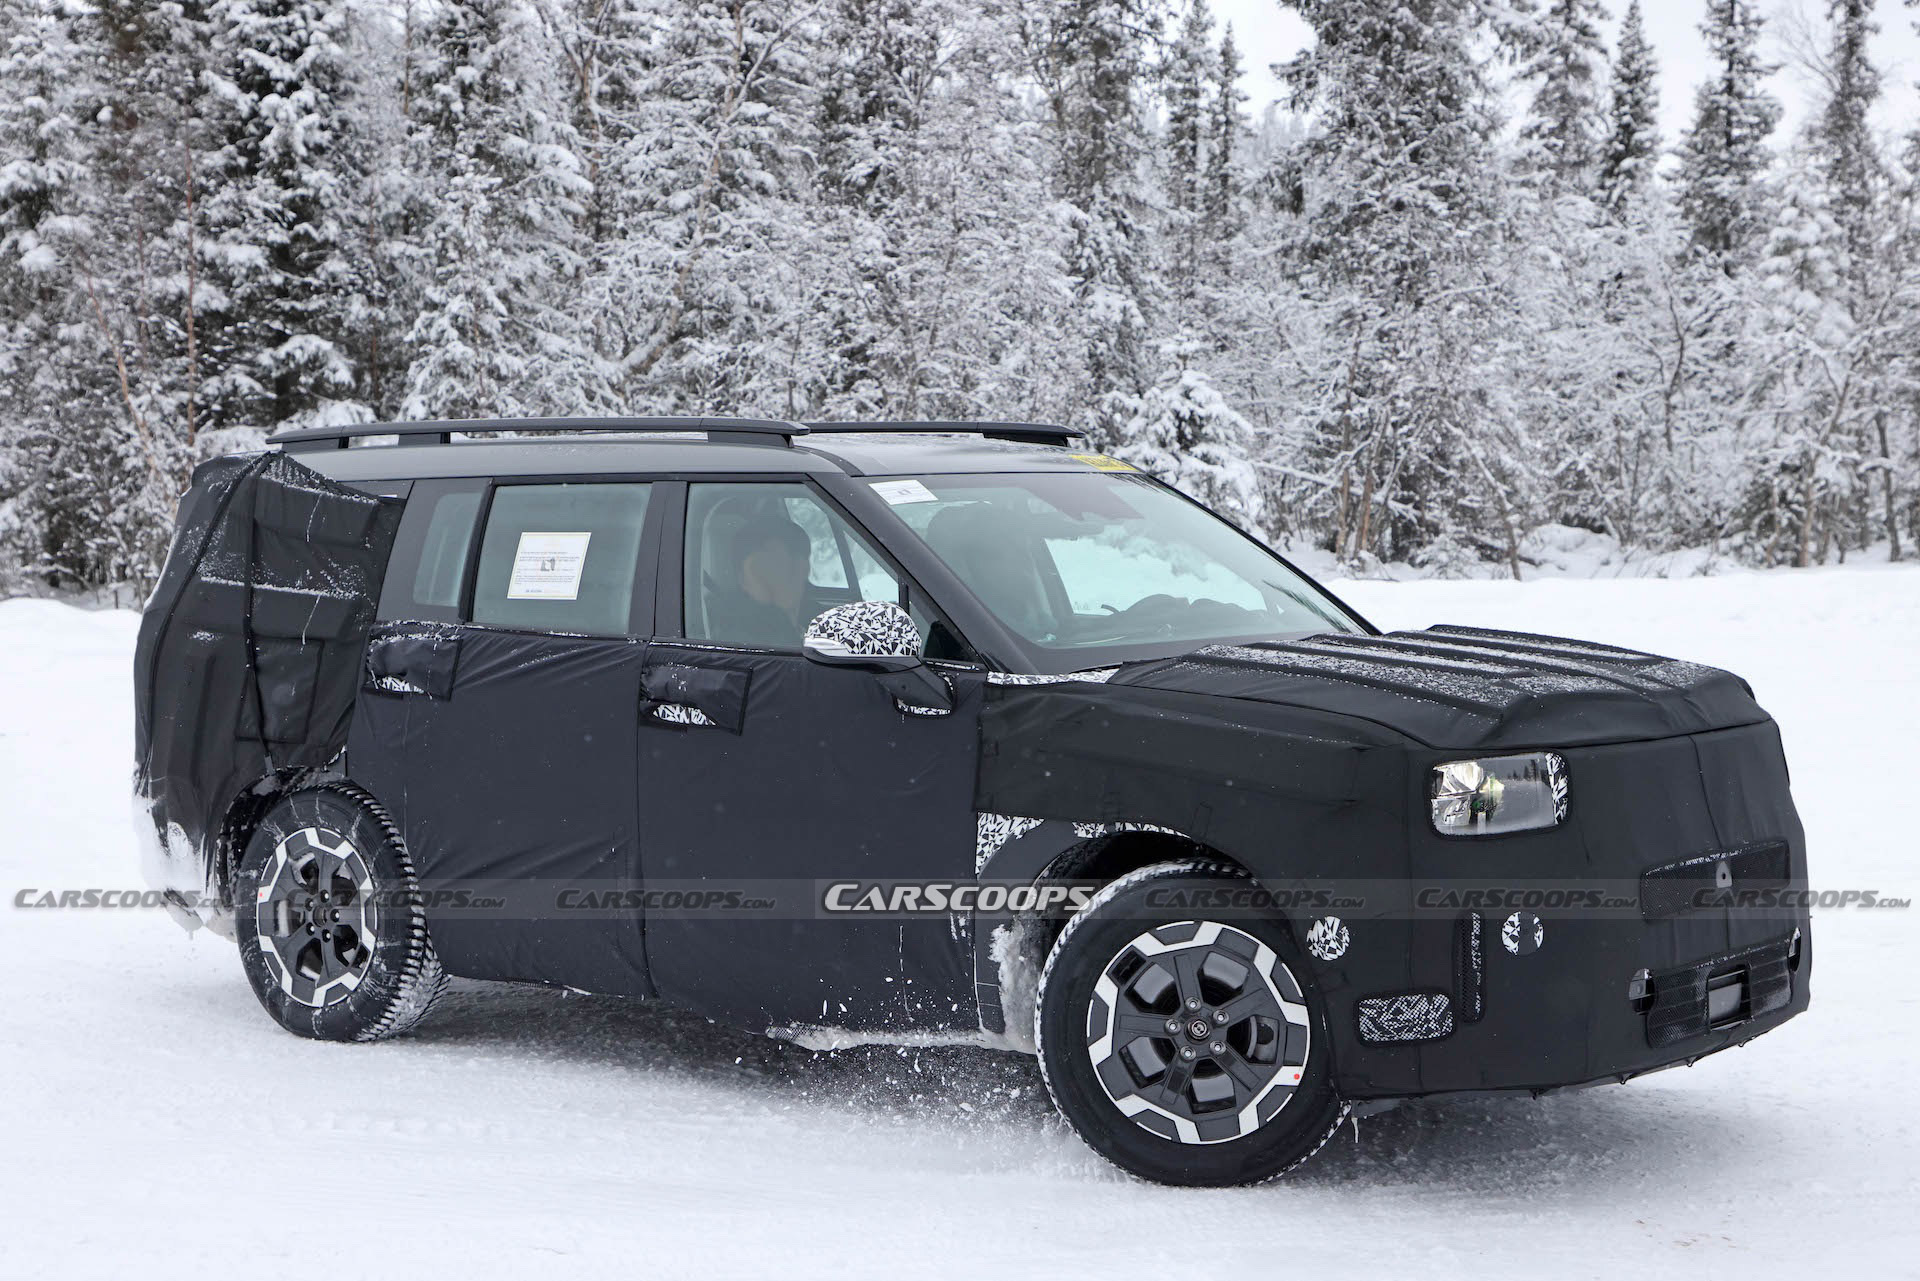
[1036,860,1345,1185]
[234,786,445,1041]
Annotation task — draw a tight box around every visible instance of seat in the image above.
[922,502,1052,638]
[691,497,813,647]
[688,497,760,640]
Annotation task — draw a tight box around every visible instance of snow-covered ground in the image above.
[4,568,1916,1279]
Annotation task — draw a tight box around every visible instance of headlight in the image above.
[1430,753,1569,835]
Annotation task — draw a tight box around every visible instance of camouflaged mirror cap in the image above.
[804,600,922,658]
[1102,625,1771,750]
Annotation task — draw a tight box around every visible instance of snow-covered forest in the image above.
[1,0,1917,593]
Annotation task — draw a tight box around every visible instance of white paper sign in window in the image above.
[870,478,938,506]
[506,531,591,600]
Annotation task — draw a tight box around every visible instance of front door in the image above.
[635,480,981,1033]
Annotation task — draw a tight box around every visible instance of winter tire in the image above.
[234,785,446,1041]
[1036,860,1345,1186]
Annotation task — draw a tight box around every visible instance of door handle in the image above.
[364,631,459,698]
[640,663,749,732]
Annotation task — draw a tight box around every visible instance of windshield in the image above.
[871,471,1362,664]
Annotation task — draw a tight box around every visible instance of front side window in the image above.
[874,472,1359,664]
[471,483,653,635]
[684,482,933,651]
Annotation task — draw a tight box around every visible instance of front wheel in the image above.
[233,785,446,1042]
[1036,860,1345,1185]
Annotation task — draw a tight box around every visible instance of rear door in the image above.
[633,479,982,1033]
[349,477,663,996]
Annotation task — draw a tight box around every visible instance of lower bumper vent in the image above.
[1358,992,1454,1043]
[1643,934,1796,1048]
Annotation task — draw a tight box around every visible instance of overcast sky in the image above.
[1210,0,1920,149]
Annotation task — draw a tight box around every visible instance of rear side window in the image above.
[471,483,653,635]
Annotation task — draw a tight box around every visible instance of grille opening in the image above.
[1788,928,1803,973]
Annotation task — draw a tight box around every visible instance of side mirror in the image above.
[803,601,925,672]
[803,601,952,714]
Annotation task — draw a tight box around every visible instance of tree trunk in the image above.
[1878,411,1901,561]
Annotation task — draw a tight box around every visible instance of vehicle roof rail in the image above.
[803,421,1083,446]
[267,417,810,453]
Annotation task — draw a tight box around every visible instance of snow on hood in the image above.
[1108,625,1771,750]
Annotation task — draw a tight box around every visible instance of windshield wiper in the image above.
[1263,580,1344,632]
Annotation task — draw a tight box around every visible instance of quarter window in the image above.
[412,488,482,610]
[471,483,653,635]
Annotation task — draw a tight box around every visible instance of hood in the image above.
[1107,625,1770,750]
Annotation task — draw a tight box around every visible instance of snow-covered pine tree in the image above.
[196,0,365,439]
[1598,0,1660,215]
[1909,0,1920,177]
[401,0,610,421]
[1518,0,1611,194]
[1738,164,1863,566]
[816,0,922,212]
[1116,336,1263,529]
[1812,0,1904,556]
[343,0,429,422]
[1278,0,1502,300]
[809,0,934,412]
[1162,0,1213,301]
[1276,0,1532,571]
[801,0,1073,422]
[0,0,103,588]
[1182,16,1248,355]
[1811,0,1884,289]
[1202,22,1246,248]
[1026,0,1160,447]
[1896,0,1920,556]
[580,0,816,413]
[1677,0,1782,262]
[5,0,210,591]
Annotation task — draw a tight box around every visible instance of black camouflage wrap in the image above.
[973,628,1811,1098]
[134,454,402,914]
[136,452,1809,1100]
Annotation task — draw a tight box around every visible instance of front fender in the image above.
[971,681,1417,1061]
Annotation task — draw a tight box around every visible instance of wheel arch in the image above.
[212,769,381,905]
[972,819,1287,1049]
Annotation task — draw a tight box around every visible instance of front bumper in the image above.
[1321,720,1812,1100]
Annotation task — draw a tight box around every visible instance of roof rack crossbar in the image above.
[268,416,809,452]
[803,420,1082,446]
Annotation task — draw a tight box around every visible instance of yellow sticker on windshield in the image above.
[1070,453,1136,472]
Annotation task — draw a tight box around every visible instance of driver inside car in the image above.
[723,517,815,647]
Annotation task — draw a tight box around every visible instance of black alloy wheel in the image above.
[234,786,445,1042]
[1037,860,1346,1185]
